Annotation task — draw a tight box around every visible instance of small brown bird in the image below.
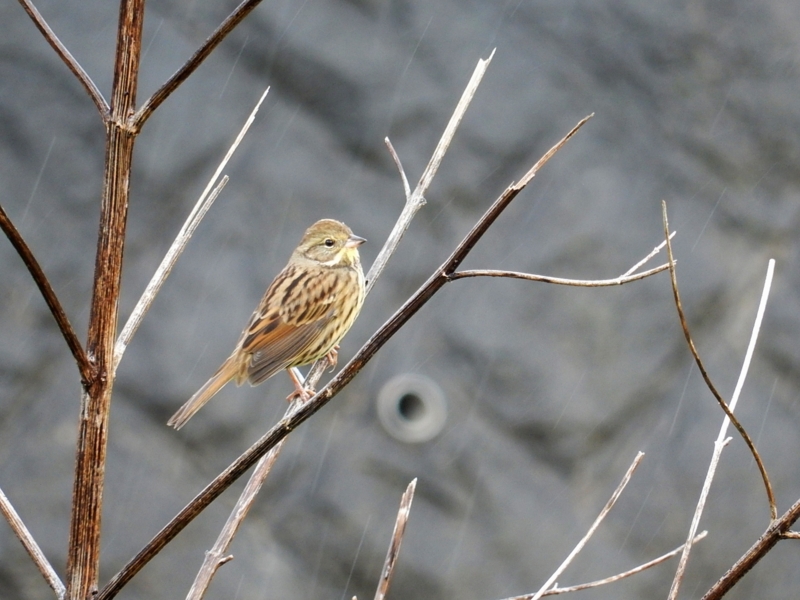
[168,219,366,430]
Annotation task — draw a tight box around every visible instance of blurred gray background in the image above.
[2,1,800,599]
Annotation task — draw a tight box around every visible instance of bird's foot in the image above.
[325,345,340,371]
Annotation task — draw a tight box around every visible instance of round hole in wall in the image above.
[377,374,446,443]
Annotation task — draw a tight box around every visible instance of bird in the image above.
[167,219,366,430]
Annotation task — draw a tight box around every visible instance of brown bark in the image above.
[65,2,145,598]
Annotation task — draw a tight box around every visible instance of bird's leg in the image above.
[325,345,339,372]
[285,367,315,403]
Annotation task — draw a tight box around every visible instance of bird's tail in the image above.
[167,357,240,430]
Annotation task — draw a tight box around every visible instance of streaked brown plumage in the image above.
[168,219,366,430]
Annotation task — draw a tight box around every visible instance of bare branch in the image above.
[384,138,411,202]
[365,49,495,294]
[701,497,800,600]
[449,263,669,287]
[0,202,93,385]
[662,202,777,600]
[131,0,266,131]
[184,439,285,600]
[374,479,417,600]
[0,487,65,599]
[499,531,708,599]
[622,232,675,277]
[530,452,645,600]
[114,85,269,371]
[97,116,592,600]
[17,0,109,117]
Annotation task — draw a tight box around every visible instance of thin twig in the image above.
[499,531,708,599]
[384,138,411,202]
[662,202,777,600]
[131,0,266,131]
[115,87,268,370]
[365,49,495,294]
[0,486,66,599]
[449,263,669,287]
[17,0,109,117]
[114,92,267,370]
[622,232,675,277]
[184,438,285,600]
[0,203,93,385]
[374,479,417,600]
[530,452,645,600]
[97,116,592,600]
[701,497,800,599]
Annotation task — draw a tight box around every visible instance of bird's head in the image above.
[296,219,365,268]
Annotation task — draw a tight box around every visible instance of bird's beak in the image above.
[345,235,366,248]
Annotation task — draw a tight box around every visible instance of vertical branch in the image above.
[65,1,146,598]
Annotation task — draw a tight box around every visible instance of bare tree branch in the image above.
[374,479,417,600]
[0,202,93,385]
[96,115,594,600]
[114,87,269,371]
[701,497,800,600]
[448,263,669,287]
[66,2,146,597]
[17,0,109,117]
[365,49,495,294]
[0,487,65,600]
[183,438,285,600]
[131,0,266,131]
[662,202,777,600]
[529,452,645,600]
[499,531,708,599]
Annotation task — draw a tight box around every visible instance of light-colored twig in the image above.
[449,263,669,287]
[365,49,495,295]
[0,486,65,599]
[529,452,645,600]
[374,479,417,600]
[183,438,285,600]
[663,201,777,599]
[500,531,708,599]
[622,232,675,277]
[113,87,269,371]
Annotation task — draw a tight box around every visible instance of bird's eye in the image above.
[324,238,335,247]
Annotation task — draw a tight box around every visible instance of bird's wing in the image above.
[240,264,342,385]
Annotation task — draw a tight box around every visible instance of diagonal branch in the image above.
[374,479,417,600]
[701,497,800,600]
[0,203,93,385]
[131,0,266,131]
[17,0,109,118]
[365,49,495,294]
[114,87,269,371]
[529,452,645,600]
[96,115,594,600]
[0,486,66,600]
